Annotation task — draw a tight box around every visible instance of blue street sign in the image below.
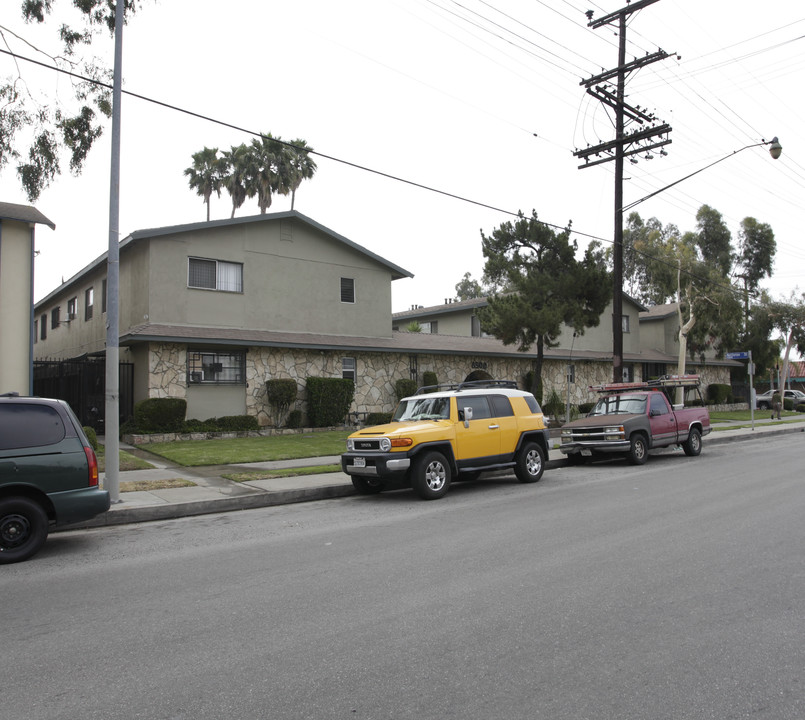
[725,351,749,360]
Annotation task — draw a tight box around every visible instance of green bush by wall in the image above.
[134,397,187,432]
[306,377,355,427]
[266,378,298,427]
[395,378,418,400]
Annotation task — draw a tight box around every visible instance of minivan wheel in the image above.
[412,451,451,500]
[0,497,49,564]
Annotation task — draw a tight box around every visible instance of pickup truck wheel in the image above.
[0,497,49,565]
[628,434,649,465]
[682,427,702,457]
[412,452,451,500]
[351,476,383,495]
[515,442,545,483]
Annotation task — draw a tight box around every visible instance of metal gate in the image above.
[33,357,133,432]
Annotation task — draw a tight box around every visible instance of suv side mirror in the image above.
[463,406,473,428]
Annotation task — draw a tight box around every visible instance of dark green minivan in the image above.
[0,395,110,564]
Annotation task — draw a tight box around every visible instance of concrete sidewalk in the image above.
[71,416,805,529]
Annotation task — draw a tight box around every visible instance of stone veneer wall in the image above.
[144,342,732,426]
[148,343,187,397]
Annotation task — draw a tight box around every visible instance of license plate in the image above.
[353,457,366,467]
[581,449,592,457]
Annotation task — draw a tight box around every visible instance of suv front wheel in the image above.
[412,451,451,500]
[515,442,545,483]
[0,497,49,565]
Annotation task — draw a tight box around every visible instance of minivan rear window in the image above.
[0,404,66,450]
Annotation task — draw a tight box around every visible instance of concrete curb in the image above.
[60,421,804,530]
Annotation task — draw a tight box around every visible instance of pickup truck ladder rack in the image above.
[590,374,701,394]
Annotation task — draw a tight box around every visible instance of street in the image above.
[2,434,804,719]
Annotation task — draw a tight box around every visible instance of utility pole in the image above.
[574,0,672,382]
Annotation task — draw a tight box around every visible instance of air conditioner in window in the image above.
[67,312,77,320]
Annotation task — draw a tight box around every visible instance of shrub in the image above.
[266,379,298,427]
[133,397,187,432]
[796,403,805,414]
[366,412,393,425]
[422,371,438,391]
[578,402,595,415]
[83,426,98,451]
[306,377,355,427]
[395,378,418,400]
[542,387,564,419]
[286,409,304,428]
[706,383,733,405]
[784,398,794,412]
[214,415,259,432]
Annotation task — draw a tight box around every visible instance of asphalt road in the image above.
[2,434,804,719]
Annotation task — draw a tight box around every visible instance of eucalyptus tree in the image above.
[184,147,224,221]
[2,0,147,200]
[765,292,805,398]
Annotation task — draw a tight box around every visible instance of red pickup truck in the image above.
[559,376,711,465]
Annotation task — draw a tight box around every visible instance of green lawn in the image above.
[96,447,155,473]
[141,430,351,467]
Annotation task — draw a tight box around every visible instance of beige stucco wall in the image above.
[0,220,33,393]
[143,219,394,338]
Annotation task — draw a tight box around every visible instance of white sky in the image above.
[2,0,804,321]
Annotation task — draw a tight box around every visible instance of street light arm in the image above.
[621,139,781,214]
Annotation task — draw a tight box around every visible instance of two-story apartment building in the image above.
[33,210,736,427]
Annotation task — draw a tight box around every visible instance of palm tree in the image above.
[245,133,291,214]
[184,147,224,221]
[220,144,249,218]
[285,139,317,210]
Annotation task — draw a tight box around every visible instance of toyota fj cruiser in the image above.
[341,380,550,500]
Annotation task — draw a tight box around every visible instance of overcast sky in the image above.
[2,0,804,321]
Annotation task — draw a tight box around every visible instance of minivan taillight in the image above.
[84,446,99,487]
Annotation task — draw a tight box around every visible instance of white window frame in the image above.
[342,357,356,382]
[188,257,243,293]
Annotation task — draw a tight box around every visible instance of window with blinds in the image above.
[188,257,243,292]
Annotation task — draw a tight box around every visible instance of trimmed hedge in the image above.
[266,378,298,427]
[395,378,418,400]
[422,371,438,391]
[134,397,187,432]
[83,426,99,451]
[286,409,304,428]
[706,383,733,405]
[306,377,355,427]
[366,412,393,425]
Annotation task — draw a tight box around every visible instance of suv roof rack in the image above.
[589,374,701,394]
[414,379,518,395]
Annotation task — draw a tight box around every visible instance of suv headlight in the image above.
[347,438,355,451]
[379,437,391,452]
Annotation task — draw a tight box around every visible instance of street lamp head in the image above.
[769,137,782,160]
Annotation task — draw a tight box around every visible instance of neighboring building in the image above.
[0,202,55,394]
[33,210,737,427]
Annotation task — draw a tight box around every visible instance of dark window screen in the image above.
[489,395,514,417]
[0,404,65,450]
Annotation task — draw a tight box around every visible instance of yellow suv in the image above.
[341,380,550,500]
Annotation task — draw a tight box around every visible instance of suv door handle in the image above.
[488,424,499,430]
